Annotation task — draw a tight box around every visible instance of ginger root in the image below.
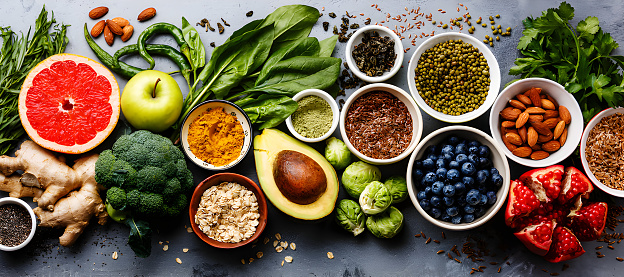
[0,140,108,246]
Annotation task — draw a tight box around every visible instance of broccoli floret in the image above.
[126,189,141,210]
[95,150,138,189]
[106,187,127,210]
[163,179,181,202]
[176,160,194,192]
[136,166,167,193]
[136,191,165,218]
[162,194,187,217]
[162,160,177,178]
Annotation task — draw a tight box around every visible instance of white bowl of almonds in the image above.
[489,78,583,167]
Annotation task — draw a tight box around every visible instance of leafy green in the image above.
[258,5,319,50]
[180,17,205,86]
[0,6,68,154]
[236,94,298,130]
[319,35,338,57]
[509,2,624,122]
[256,37,320,84]
[125,217,152,258]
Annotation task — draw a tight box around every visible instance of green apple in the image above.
[121,70,183,133]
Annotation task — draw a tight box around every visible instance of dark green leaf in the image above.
[181,17,206,70]
[577,16,600,42]
[237,94,298,130]
[126,218,152,258]
[566,82,583,94]
[319,35,338,57]
[256,37,320,84]
[259,5,319,49]
[593,31,618,56]
[600,85,624,107]
[227,19,263,42]
[518,28,540,50]
[557,2,575,21]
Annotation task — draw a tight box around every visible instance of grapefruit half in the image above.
[19,54,120,154]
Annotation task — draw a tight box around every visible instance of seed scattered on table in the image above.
[176,258,182,264]
[275,233,282,240]
[285,256,293,263]
[163,245,168,251]
[273,240,279,247]
[183,248,189,253]
[327,252,334,259]
[290,242,296,250]
[264,237,269,244]
[276,246,284,253]
[241,259,245,264]
[281,241,288,248]
[256,252,263,259]
[112,252,118,260]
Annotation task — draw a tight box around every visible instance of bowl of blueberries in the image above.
[406,125,510,230]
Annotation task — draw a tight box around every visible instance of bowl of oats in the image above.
[189,173,268,248]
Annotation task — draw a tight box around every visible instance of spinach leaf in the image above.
[318,35,338,57]
[259,5,319,50]
[126,217,152,258]
[181,17,206,70]
[256,37,320,84]
[227,19,264,42]
[236,94,298,130]
[247,56,341,96]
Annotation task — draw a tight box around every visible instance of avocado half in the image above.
[254,129,339,220]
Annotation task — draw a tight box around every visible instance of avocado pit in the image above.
[273,150,327,205]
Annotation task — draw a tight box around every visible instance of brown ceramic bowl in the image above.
[189,173,268,249]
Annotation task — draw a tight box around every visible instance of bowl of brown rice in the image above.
[581,107,624,197]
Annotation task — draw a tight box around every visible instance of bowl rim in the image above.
[406,32,501,123]
[488,77,584,167]
[180,99,253,171]
[339,83,423,165]
[580,107,624,197]
[188,172,268,249]
[405,125,511,230]
[285,89,339,143]
[344,25,404,83]
[0,197,37,251]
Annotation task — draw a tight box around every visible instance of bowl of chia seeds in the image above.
[407,32,500,123]
[286,89,339,143]
[345,25,404,83]
[0,197,37,251]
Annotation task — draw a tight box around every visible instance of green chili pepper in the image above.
[136,23,187,70]
[114,44,192,86]
[84,23,137,78]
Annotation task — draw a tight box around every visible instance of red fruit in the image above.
[519,165,564,202]
[568,202,608,241]
[514,219,556,256]
[505,180,541,228]
[558,167,593,205]
[544,226,585,263]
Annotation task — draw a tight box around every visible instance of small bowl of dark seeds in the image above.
[0,197,37,251]
[345,25,404,83]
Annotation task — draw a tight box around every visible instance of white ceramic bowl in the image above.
[0,197,37,251]
[406,126,510,231]
[489,78,584,167]
[339,83,423,165]
[580,107,624,197]
[286,89,339,143]
[180,100,253,170]
[345,25,404,83]
[407,32,500,123]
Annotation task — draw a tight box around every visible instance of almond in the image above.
[138,7,157,22]
[512,146,532,158]
[106,19,123,35]
[546,94,559,108]
[530,143,542,151]
[543,110,559,120]
[501,121,516,128]
[505,133,523,146]
[528,114,544,123]
[516,94,532,106]
[111,17,129,28]
[121,25,134,42]
[505,128,519,135]
[541,99,556,110]
[527,127,538,146]
[531,121,553,136]
[542,140,561,152]
[543,118,560,129]
[525,87,542,107]
[553,121,565,139]
[559,105,572,124]
[502,135,517,151]
[91,20,106,38]
[89,6,108,19]
[559,127,568,145]
[525,107,546,114]
[500,107,521,121]
[516,112,529,128]
[509,99,526,110]
[104,25,114,46]
[518,126,528,143]
[537,132,554,143]
[531,150,550,160]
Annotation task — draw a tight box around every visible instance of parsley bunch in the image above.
[509,2,624,122]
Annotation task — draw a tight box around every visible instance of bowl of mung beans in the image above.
[407,32,500,123]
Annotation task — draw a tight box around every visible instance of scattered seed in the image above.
[257,252,263,259]
[617,257,624,261]
[542,269,549,273]
[276,233,282,240]
[598,254,606,258]
[276,246,284,253]
[454,258,461,263]
[426,238,432,244]
[249,258,254,263]
[609,245,615,250]
[183,248,189,253]
[281,260,284,266]
[273,240,279,247]
[551,273,560,276]
[442,232,446,239]
[264,237,269,244]
[221,18,230,27]
[163,245,168,251]
[437,250,445,254]
[112,252,118,260]
[290,242,296,250]
[176,258,182,264]
[421,232,426,239]
[281,241,288,248]
[597,251,602,255]
[217,23,224,34]
[241,259,245,264]
[433,240,440,244]
[327,252,334,259]
[470,270,475,274]
[498,267,501,273]
[415,234,421,238]
[246,11,253,17]
[285,256,293,263]
[187,227,193,233]
[159,241,163,245]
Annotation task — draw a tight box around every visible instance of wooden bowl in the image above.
[189,173,268,249]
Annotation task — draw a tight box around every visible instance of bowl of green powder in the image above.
[286,89,339,143]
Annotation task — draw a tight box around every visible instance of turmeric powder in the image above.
[187,107,244,167]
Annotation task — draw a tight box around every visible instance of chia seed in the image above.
[0,204,32,247]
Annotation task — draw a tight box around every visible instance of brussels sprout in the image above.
[324,137,352,171]
[335,199,365,236]
[342,161,382,198]
[366,206,404,238]
[384,175,408,204]
[359,181,391,215]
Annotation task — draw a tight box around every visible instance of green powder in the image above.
[291,95,333,138]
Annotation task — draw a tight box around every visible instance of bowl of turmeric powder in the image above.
[180,100,253,170]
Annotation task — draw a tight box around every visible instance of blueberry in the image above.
[463,176,475,187]
[423,186,432,196]
[468,140,481,148]
[464,205,475,214]
[447,169,461,181]
[441,214,452,222]
[436,158,447,169]
[436,168,448,180]
[490,167,500,176]
[417,191,428,201]
[468,146,479,155]
[443,196,455,206]
[441,145,455,156]
[422,172,437,186]
[414,160,423,169]
[422,158,435,170]
[430,208,442,219]
[478,157,491,169]
[456,154,468,164]
[419,199,431,211]
[449,160,460,169]
[478,145,490,157]
[480,194,488,205]
[447,136,460,145]
[427,154,438,161]
[452,215,463,224]
[446,207,459,217]
[432,181,444,195]
[474,206,486,218]
[430,196,442,207]
[441,153,454,162]
[413,169,424,182]
[456,196,467,207]
[461,162,476,176]
[476,170,490,185]
[468,154,479,165]
[466,189,481,205]
[491,173,503,187]
[455,143,467,155]
[486,191,497,205]
[425,145,438,154]
[463,214,475,223]
[453,182,466,195]
[443,184,456,197]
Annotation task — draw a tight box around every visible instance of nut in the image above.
[525,107,546,114]
[516,94,533,106]
[518,126,527,143]
[530,143,542,151]
[546,94,559,108]
[121,25,134,42]
[530,150,550,160]
[537,133,554,143]
[138,7,157,22]
[500,107,521,121]
[505,133,523,146]
[111,17,129,28]
[544,110,559,119]
[528,114,544,123]
[559,127,568,145]
[527,127,538,147]
[543,118,560,129]
[531,121,552,136]
[104,25,114,46]
[501,130,517,151]
[541,99,556,110]
[516,112,529,129]
[542,140,561,152]
[502,121,516,128]
[509,99,527,110]
[559,106,572,124]
[91,20,106,38]
[512,146,532,157]
[525,87,542,107]
[89,6,108,19]
[106,19,124,36]
[553,121,565,139]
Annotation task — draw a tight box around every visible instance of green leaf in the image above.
[319,35,338,57]
[600,85,624,107]
[517,28,540,50]
[577,16,600,42]
[593,31,618,56]
[557,2,575,21]
[256,37,320,84]
[126,218,152,258]
[566,82,583,94]
[181,17,206,70]
[237,94,298,130]
[259,5,319,49]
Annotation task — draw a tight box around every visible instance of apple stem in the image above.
[152,78,161,98]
